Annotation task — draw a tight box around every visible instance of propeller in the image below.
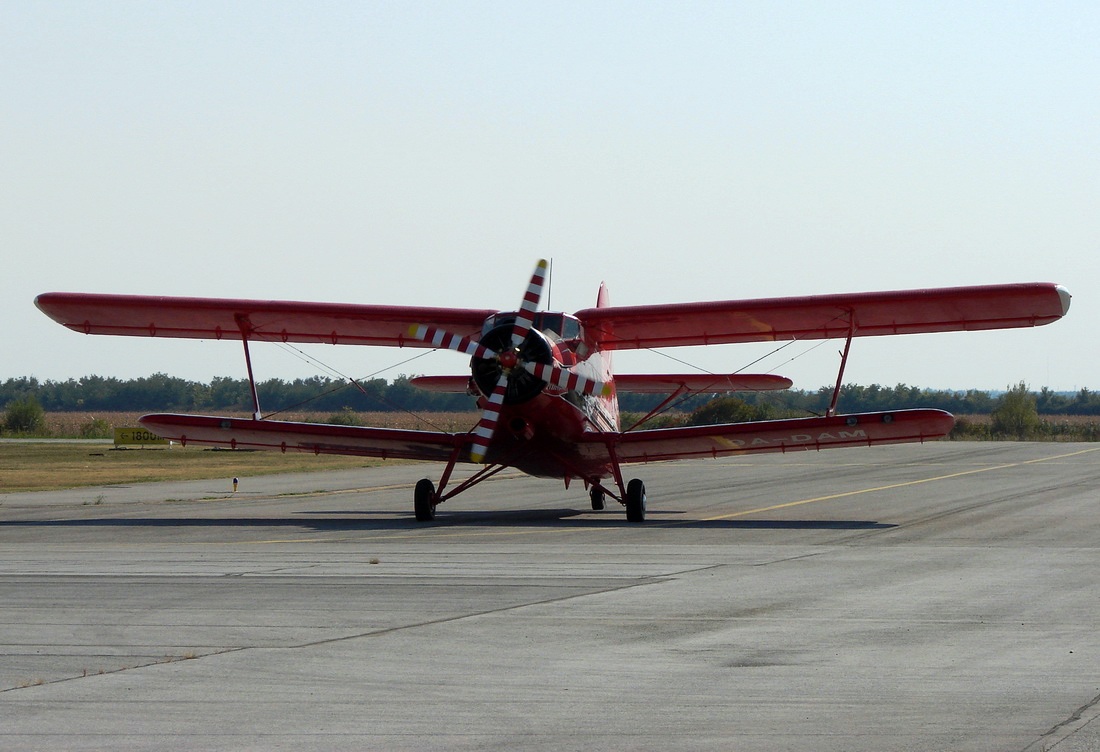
[409,259,609,463]
[523,360,612,397]
[464,259,548,462]
[407,324,496,361]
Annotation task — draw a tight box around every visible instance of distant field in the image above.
[4,412,480,494]
[949,413,1100,441]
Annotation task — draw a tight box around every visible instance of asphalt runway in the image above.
[2,441,1100,751]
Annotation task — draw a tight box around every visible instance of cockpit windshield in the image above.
[482,312,583,341]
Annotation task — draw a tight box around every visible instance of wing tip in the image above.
[1056,285,1072,317]
[33,293,55,315]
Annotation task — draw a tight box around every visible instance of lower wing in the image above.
[141,409,954,473]
[579,409,954,463]
[410,373,793,394]
[139,414,469,462]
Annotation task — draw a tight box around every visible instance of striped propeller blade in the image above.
[524,361,612,397]
[469,373,508,463]
[510,258,549,348]
[408,324,495,360]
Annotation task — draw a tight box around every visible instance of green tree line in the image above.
[650,382,1100,418]
[0,374,472,414]
[3,374,1099,417]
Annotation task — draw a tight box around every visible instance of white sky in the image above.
[3,1,1096,392]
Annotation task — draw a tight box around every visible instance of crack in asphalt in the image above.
[1024,689,1100,751]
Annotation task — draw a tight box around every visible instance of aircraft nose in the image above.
[498,348,519,370]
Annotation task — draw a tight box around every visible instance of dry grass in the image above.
[954,413,1100,427]
[0,443,396,493]
[950,413,1100,441]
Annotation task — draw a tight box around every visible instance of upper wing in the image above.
[575,283,1071,350]
[35,293,495,348]
[139,413,472,462]
[578,409,954,463]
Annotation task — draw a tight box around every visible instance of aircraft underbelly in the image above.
[490,393,615,479]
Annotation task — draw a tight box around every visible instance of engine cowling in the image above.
[471,323,553,405]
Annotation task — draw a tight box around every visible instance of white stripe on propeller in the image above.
[510,258,549,347]
[469,373,508,463]
[524,361,612,397]
[408,324,495,360]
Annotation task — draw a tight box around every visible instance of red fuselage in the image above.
[474,314,618,481]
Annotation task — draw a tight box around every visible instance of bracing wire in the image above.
[624,330,844,427]
[262,342,463,432]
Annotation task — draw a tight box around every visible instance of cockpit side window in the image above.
[536,313,562,336]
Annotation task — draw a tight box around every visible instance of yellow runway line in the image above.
[701,446,1100,522]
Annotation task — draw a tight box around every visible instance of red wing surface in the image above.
[139,414,470,462]
[410,374,793,394]
[576,284,1070,350]
[613,374,792,393]
[35,293,495,348]
[578,410,954,463]
[409,376,474,393]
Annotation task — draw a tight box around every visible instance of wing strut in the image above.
[235,314,263,420]
[623,385,692,432]
[826,316,856,418]
[605,442,628,500]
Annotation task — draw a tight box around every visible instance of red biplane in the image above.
[36,261,1069,521]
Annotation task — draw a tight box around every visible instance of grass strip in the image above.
[0,443,391,493]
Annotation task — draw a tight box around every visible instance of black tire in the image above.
[590,486,605,511]
[625,478,646,522]
[414,478,436,522]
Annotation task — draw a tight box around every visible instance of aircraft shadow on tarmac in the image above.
[1,509,897,531]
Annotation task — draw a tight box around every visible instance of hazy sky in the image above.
[3,2,1097,392]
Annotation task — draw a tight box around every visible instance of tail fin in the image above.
[596,281,610,308]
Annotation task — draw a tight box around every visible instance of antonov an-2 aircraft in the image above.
[36,260,1070,522]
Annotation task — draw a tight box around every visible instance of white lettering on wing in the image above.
[713,429,869,449]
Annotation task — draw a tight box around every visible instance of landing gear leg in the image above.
[589,486,605,511]
[625,479,646,522]
[414,478,436,522]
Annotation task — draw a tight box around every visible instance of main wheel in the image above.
[589,486,605,511]
[625,478,646,522]
[414,478,436,522]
